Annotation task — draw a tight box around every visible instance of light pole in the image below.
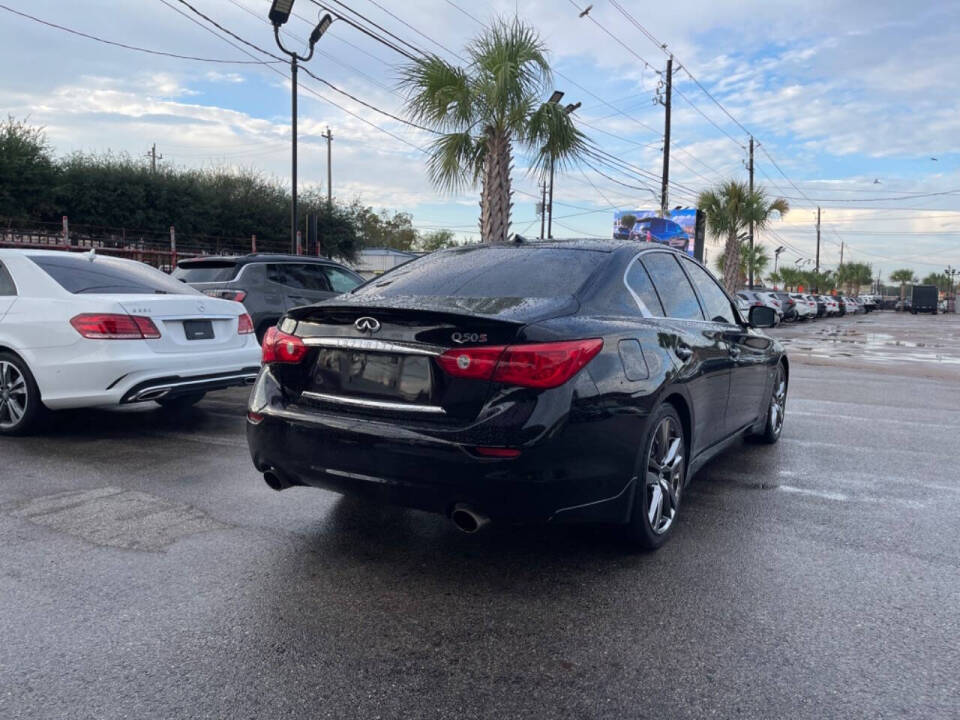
[946,265,958,312]
[542,91,581,239]
[773,246,785,275]
[269,0,333,253]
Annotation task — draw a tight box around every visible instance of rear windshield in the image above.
[30,254,198,295]
[354,246,607,298]
[172,261,239,283]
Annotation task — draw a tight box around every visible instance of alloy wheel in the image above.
[645,417,684,535]
[0,360,28,430]
[770,366,786,435]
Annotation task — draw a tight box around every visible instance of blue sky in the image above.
[1,0,959,275]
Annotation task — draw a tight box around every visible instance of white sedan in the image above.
[0,249,262,435]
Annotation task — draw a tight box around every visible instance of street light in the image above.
[269,0,334,252]
[544,92,579,238]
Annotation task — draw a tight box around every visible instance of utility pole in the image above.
[539,180,547,240]
[544,96,580,239]
[815,206,821,291]
[145,144,162,173]
[324,127,333,208]
[660,55,673,217]
[840,241,844,266]
[748,136,755,288]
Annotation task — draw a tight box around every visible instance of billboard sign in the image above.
[613,209,698,257]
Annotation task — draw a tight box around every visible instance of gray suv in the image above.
[173,254,364,341]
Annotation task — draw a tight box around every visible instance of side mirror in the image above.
[748,305,777,328]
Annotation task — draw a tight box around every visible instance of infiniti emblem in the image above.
[197,303,206,313]
[355,316,381,334]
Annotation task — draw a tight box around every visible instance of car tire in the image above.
[156,392,206,412]
[0,351,45,436]
[624,404,686,551]
[755,363,787,444]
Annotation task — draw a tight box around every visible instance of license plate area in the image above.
[183,319,214,340]
[309,349,434,404]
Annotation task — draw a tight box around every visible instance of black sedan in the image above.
[246,241,787,549]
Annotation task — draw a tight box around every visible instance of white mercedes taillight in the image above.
[70,314,161,340]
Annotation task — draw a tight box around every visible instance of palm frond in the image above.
[525,102,589,177]
[425,132,482,193]
[398,55,474,132]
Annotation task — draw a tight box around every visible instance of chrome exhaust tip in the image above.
[263,468,295,491]
[450,504,490,534]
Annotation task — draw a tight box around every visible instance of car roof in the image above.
[176,253,350,267]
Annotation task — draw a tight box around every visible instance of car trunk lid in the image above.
[278,296,578,421]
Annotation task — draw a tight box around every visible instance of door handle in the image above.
[675,345,693,361]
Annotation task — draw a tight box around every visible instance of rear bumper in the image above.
[245,370,639,525]
[33,343,262,409]
[121,368,260,403]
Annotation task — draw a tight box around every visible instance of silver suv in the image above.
[173,254,364,341]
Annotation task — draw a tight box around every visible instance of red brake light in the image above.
[202,288,247,303]
[238,313,254,335]
[472,446,522,458]
[261,326,308,364]
[436,346,505,380]
[438,338,603,389]
[70,314,161,340]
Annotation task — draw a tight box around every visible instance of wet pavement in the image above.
[768,309,960,378]
[1,312,959,719]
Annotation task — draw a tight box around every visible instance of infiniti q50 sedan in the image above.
[246,240,787,549]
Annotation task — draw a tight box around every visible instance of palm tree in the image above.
[767,270,782,289]
[890,268,916,306]
[400,20,588,242]
[698,181,789,293]
[778,267,801,291]
[712,239,769,287]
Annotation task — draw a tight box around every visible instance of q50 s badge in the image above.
[451,332,487,344]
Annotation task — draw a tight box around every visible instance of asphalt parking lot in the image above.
[2,311,959,719]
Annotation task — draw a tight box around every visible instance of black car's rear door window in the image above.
[682,259,737,325]
[640,252,704,320]
[624,257,665,316]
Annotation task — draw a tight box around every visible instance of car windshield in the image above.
[30,254,199,295]
[354,246,607,298]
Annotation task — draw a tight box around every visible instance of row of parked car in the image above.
[736,289,878,323]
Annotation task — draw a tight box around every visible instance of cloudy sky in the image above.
[2,0,959,275]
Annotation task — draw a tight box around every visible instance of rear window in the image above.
[30,254,197,295]
[172,261,239,283]
[355,246,606,298]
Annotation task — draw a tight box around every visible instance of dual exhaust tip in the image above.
[262,470,490,534]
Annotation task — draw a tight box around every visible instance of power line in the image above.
[0,3,279,64]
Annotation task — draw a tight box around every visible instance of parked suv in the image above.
[174,254,365,341]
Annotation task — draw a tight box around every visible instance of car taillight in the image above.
[202,288,247,303]
[70,313,161,340]
[261,326,308,364]
[438,338,603,389]
[238,313,254,335]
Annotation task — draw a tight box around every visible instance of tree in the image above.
[890,268,916,304]
[778,267,801,291]
[697,181,789,293]
[767,270,782,289]
[922,272,950,293]
[836,262,872,294]
[619,213,637,230]
[400,19,588,243]
[712,238,769,287]
[417,229,457,252]
[0,116,56,221]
